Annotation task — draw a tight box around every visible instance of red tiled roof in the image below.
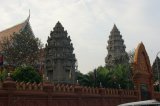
[0,16,30,51]
[0,16,30,42]
[0,23,24,41]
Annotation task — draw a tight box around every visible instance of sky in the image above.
[0,0,160,74]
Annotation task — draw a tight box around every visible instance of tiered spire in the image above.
[111,24,119,32]
[105,24,128,67]
[45,21,76,84]
[53,21,64,31]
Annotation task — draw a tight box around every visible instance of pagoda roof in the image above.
[55,21,63,28]
[111,24,119,33]
[53,21,64,31]
[0,15,31,42]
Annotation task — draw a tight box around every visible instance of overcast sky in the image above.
[0,0,160,74]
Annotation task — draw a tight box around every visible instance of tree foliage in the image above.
[12,66,42,83]
[152,57,160,91]
[0,31,43,66]
[77,65,134,89]
[76,71,94,87]
[152,57,160,82]
[128,49,135,63]
[0,69,7,81]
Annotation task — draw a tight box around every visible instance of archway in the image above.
[132,42,154,100]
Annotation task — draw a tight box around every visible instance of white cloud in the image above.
[0,0,160,73]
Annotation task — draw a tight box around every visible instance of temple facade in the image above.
[105,24,129,68]
[45,21,76,84]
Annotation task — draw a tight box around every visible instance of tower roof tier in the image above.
[45,21,76,84]
[53,21,64,32]
[105,24,129,68]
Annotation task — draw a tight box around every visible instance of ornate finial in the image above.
[56,21,62,26]
[26,9,30,22]
[54,21,64,31]
[110,24,119,33]
[29,9,30,19]
[113,23,116,26]
[140,41,144,45]
[113,24,118,31]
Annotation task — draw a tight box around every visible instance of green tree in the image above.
[95,65,132,89]
[12,66,42,83]
[0,31,43,66]
[111,64,133,89]
[152,57,160,91]
[77,65,134,89]
[128,49,135,63]
[95,66,110,87]
[0,69,7,81]
[76,71,94,87]
[152,57,160,82]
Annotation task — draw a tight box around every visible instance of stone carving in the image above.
[105,24,129,67]
[45,21,76,84]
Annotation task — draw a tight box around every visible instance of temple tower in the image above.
[105,24,129,67]
[45,21,76,84]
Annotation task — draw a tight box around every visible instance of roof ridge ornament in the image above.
[26,9,30,22]
[112,24,119,32]
[54,21,64,31]
[28,9,30,20]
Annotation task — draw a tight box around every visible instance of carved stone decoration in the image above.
[132,42,154,100]
[105,24,129,68]
[45,21,76,84]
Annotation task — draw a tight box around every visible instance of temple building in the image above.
[105,24,129,68]
[45,21,76,84]
[0,15,34,43]
[0,15,34,64]
[0,15,45,74]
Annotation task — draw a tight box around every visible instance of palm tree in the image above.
[77,65,134,89]
[76,71,94,87]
